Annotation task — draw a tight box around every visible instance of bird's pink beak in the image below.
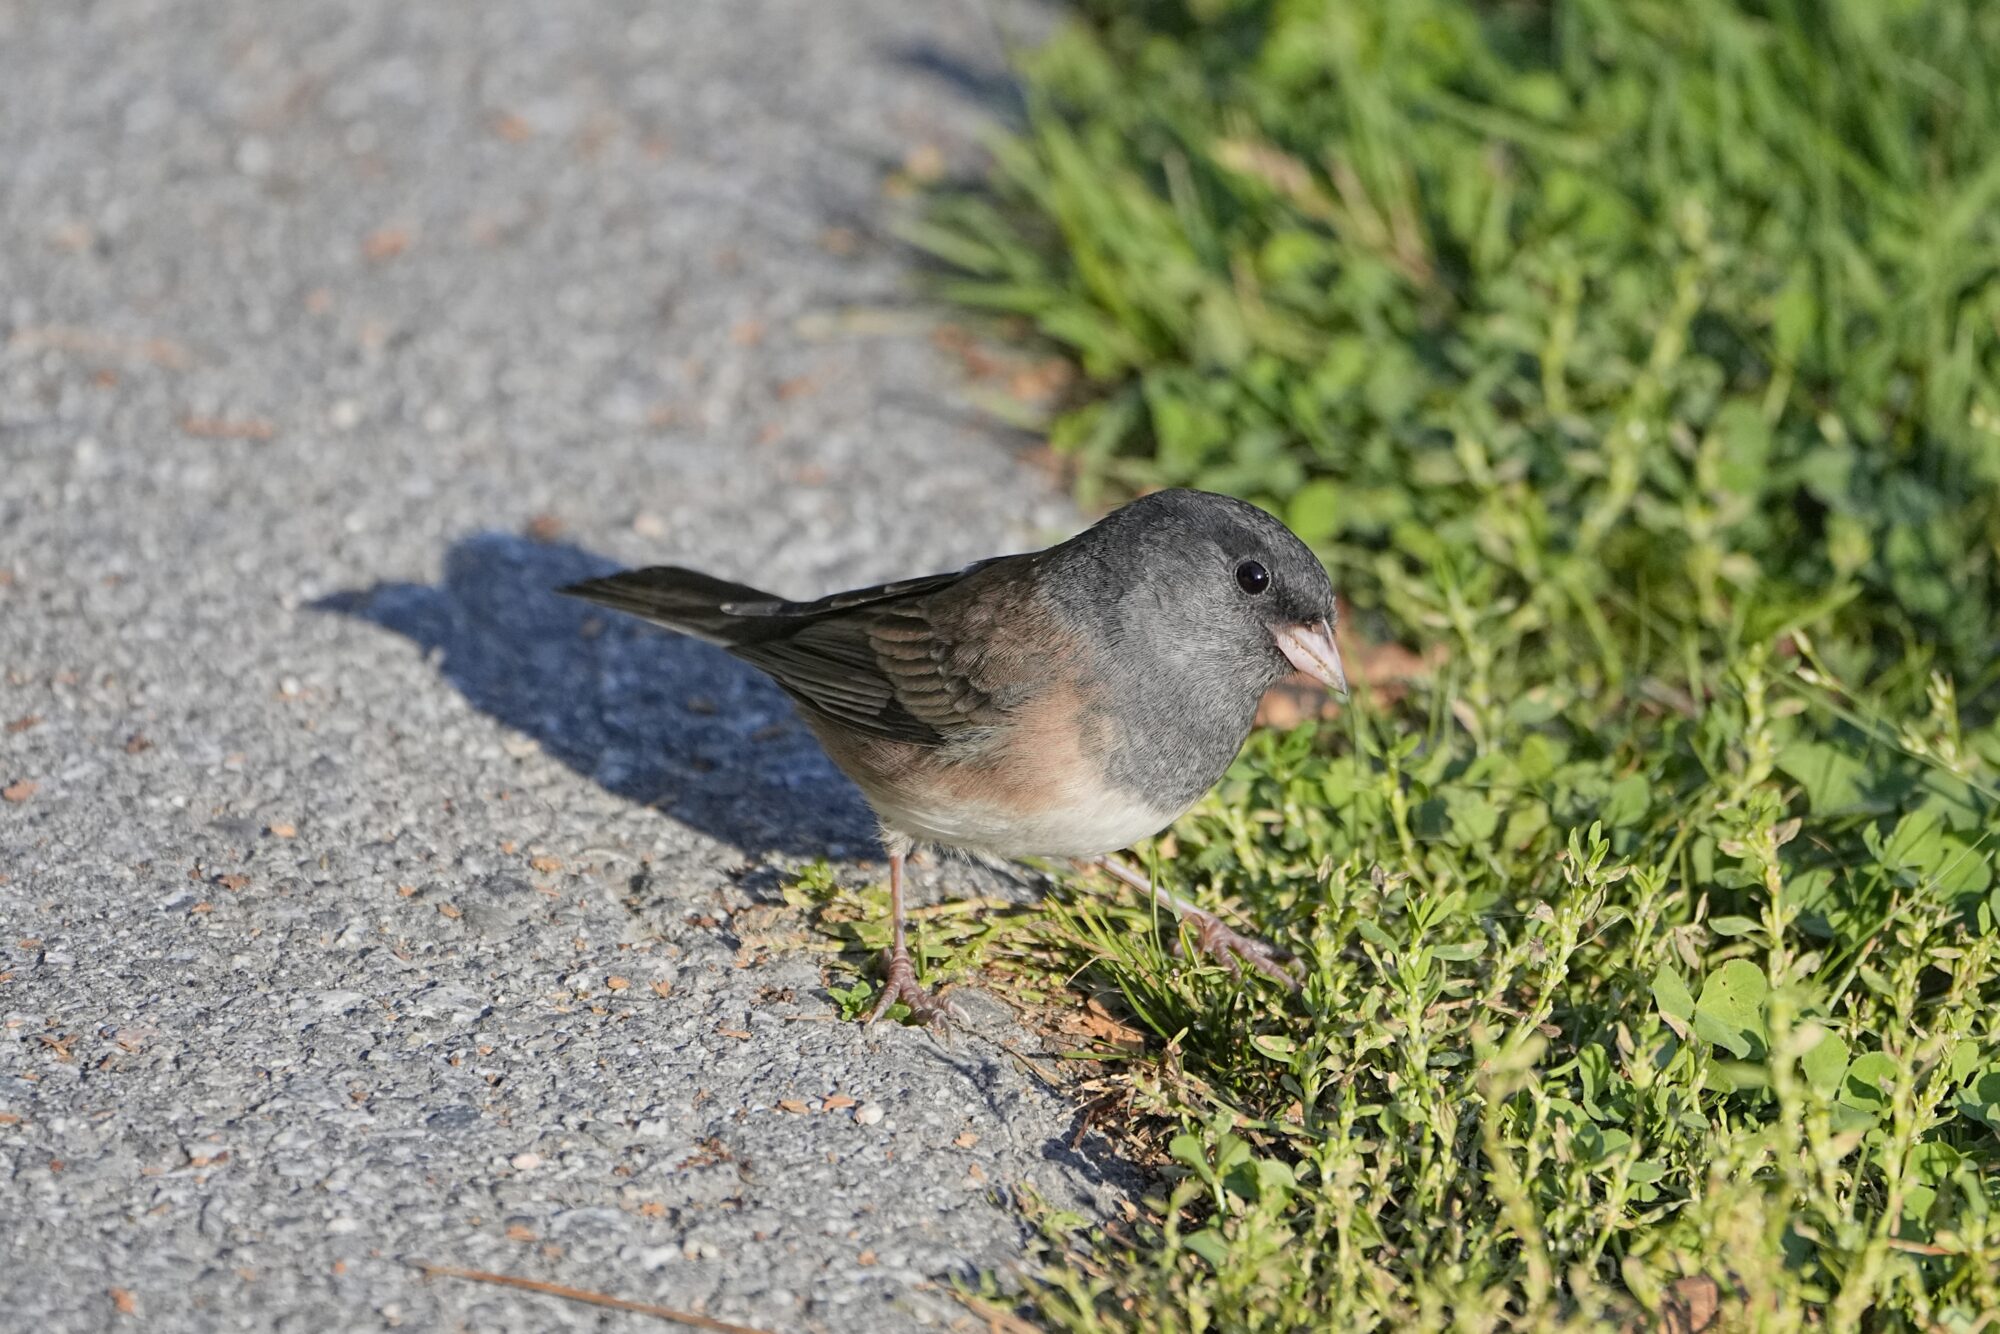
[1274,620,1348,697]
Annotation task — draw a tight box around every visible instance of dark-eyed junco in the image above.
[563,488,1345,1024]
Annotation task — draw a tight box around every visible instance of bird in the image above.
[561,488,1346,1025]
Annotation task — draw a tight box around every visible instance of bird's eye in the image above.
[1235,559,1270,595]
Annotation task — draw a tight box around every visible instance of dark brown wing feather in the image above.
[562,558,1019,746]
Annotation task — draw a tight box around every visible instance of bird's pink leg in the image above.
[1091,857,1300,990]
[866,849,961,1027]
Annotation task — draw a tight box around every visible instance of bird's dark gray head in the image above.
[1049,487,1345,700]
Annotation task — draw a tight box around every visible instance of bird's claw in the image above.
[865,949,962,1029]
[1172,910,1301,990]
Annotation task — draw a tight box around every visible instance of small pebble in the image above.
[853,1103,884,1126]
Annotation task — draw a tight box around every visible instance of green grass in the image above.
[892,0,2000,1327]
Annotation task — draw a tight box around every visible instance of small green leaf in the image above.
[1445,793,1501,847]
[1841,1052,1900,1113]
[828,979,877,1022]
[1652,964,1697,1029]
[1183,1227,1230,1270]
[1579,1043,1618,1121]
[1577,1124,1632,1165]
[1881,809,1946,874]
[1932,836,1994,898]
[1776,740,1871,814]
[1801,1030,1849,1101]
[1694,960,1768,1059]
[1357,920,1396,950]
[1250,1034,1297,1062]
[1168,1133,1210,1176]
[1694,1012,1752,1059]
[1286,479,1342,543]
[1601,773,1651,828]
[1949,1039,1983,1085]
[1956,1070,2000,1134]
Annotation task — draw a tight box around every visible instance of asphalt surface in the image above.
[0,2,1142,1330]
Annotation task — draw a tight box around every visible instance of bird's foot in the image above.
[1088,857,1301,992]
[1171,908,1301,991]
[865,948,962,1028]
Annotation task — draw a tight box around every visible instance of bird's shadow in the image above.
[317,533,879,859]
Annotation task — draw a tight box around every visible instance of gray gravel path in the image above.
[0,2,1136,1330]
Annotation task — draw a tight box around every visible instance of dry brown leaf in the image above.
[3,780,38,803]
[1658,1275,1724,1333]
[505,1224,537,1242]
[529,855,562,873]
[1072,998,1148,1050]
[953,1132,980,1149]
[110,1289,136,1316]
[362,227,411,260]
[1255,634,1448,727]
[437,902,462,920]
[1254,680,1329,730]
[777,1099,809,1114]
[217,874,250,892]
[822,1094,857,1111]
[1351,638,1444,685]
[605,976,630,991]
[267,823,296,839]
[1008,359,1073,403]
[4,715,38,733]
[902,143,945,182]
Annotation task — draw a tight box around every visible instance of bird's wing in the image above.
[731,558,1026,746]
[566,557,1025,746]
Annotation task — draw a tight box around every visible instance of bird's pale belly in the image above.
[857,771,1182,859]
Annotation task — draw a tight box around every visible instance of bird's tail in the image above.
[559,567,777,647]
